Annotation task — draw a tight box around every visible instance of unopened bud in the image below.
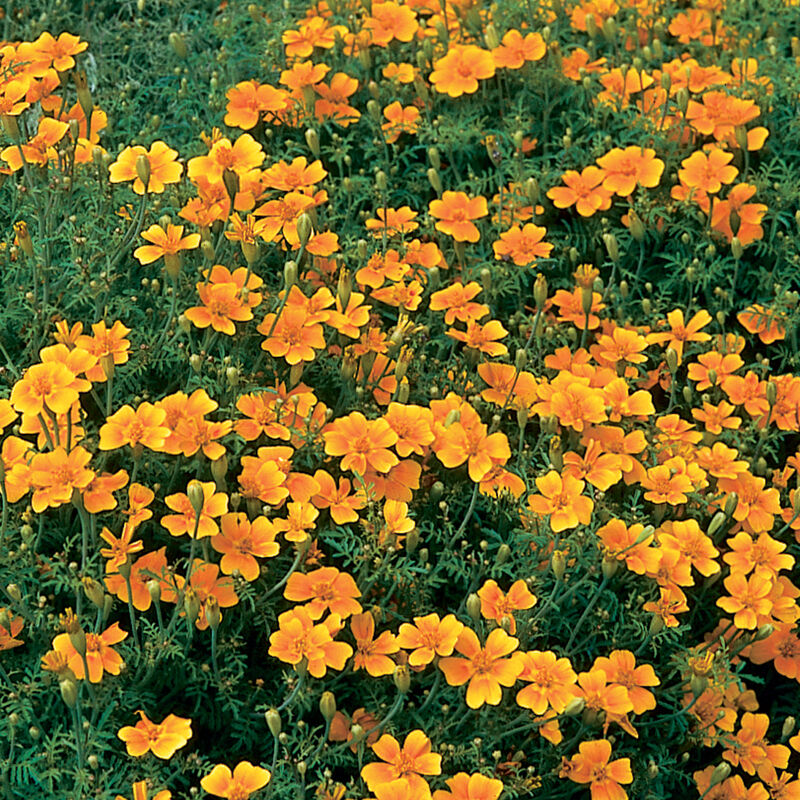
[731,236,743,260]
[551,549,566,581]
[723,492,739,518]
[665,347,678,374]
[60,679,78,708]
[296,214,313,248]
[265,708,281,738]
[709,763,731,787]
[427,168,442,196]
[564,697,585,716]
[135,154,151,188]
[393,664,411,694]
[305,128,320,157]
[205,596,221,629]
[466,593,481,623]
[534,274,548,309]
[187,480,205,516]
[82,577,105,609]
[496,543,511,566]
[782,716,796,740]
[707,511,727,538]
[168,32,188,59]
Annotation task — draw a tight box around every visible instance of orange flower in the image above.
[258,306,326,365]
[133,223,201,267]
[710,183,767,246]
[224,80,287,129]
[188,134,264,182]
[646,308,712,364]
[677,148,737,195]
[201,762,271,799]
[492,30,545,69]
[737,304,787,345]
[10,361,80,417]
[492,224,552,266]
[561,739,633,800]
[477,579,537,634]
[323,412,399,474]
[161,481,229,539]
[311,470,365,524]
[365,205,419,238]
[99,402,169,451]
[687,350,743,390]
[185,282,255,335]
[428,192,488,242]
[447,320,509,357]
[30,446,95,513]
[641,463,693,506]
[52,622,127,683]
[717,572,773,629]
[284,566,362,619]
[268,606,352,677]
[396,613,464,667]
[182,560,239,630]
[439,627,522,709]
[593,650,659,715]
[527,471,593,533]
[434,413,511,483]
[105,548,172,612]
[211,513,280,581]
[75,320,132,383]
[351,612,399,677]
[114,781,170,800]
[429,282,489,325]
[117,711,192,759]
[361,730,441,796]
[381,103,420,143]
[547,166,613,217]
[108,141,183,194]
[516,650,578,714]
[430,44,496,97]
[432,773,504,800]
[0,609,24,651]
[596,146,664,197]
[364,1,419,45]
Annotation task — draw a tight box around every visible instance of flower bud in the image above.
[375,169,387,192]
[284,260,298,287]
[495,543,511,566]
[754,623,774,641]
[628,209,645,241]
[485,23,500,50]
[601,556,618,580]
[187,480,205,517]
[406,527,420,553]
[60,679,78,708]
[82,577,105,609]
[190,353,203,373]
[551,549,566,581]
[205,596,221,630]
[168,32,188,59]
[427,168,442,196]
[665,347,678,374]
[296,214,313,248]
[782,716,796,740]
[766,380,777,407]
[305,128,320,157]
[6,584,21,603]
[564,697,585,716]
[709,763,731,787]
[723,492,739,518]
[147,579,162,604]
[13,221,33,258]
[265,708,282,738]
[731,236,743,260]
[393,664,411,693]
[534,274,548,310]
[184,587,201,624]
[603,232,619,262]
[350,723,365,743]
[690,674,708,697]
[707,511,727,538]
[135,154,151,188]
[466,593,481,623]
[337,268,352,309]
[319,692,336,722]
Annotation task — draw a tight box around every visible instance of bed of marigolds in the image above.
[1,0,800,799]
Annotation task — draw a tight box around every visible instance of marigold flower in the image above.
[30,446,95,513]
[429,282,488,325]
[396,613,464,667]
[108,140,183,194]
[737,304,786,345]
[75,320,132,383]
[439,627,522,709]
[381,103,420,143]
[133,223,201,267]
[492,223,552,266]
[547,166,613,217]
[52,622,127,683]
[99,402,169,451]
[0,609,24,651]
[117,711,192,759]
[447,320,509,357]
[710,183,767,246]
[258,306,326,365]
[105,548,172,612]
[323,412,399,474]
[10,361,80,417]
[362,730,441,796]
[593,650,659,715]
[717,572,774,630]
[161,481,229,539]
[224,80,287,129]
[428,191,488,242]
[477,579,537,634]
[201,762,271,799]
[268,606,352,677]
[311,470,365,524]
[527,471,593,532]
[211,513,280,581]
[430,44,496,97]
[561,739,633,800]
[351,612,399,677]
[432,773,504,800]
[284,566,362,620]
[492,29,545,69]
[596,146,664,197]
[516,650,578,714]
